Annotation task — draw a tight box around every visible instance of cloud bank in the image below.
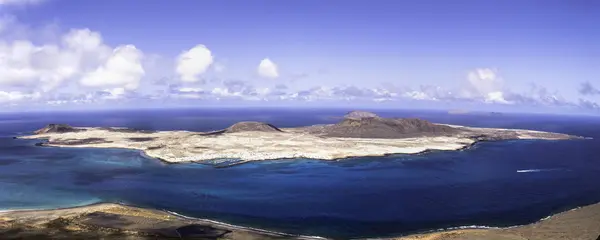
[0,9,598,113]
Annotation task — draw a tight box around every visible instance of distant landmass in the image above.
[20,111,582,164]
[448,110,505,116]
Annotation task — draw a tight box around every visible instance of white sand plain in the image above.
[20,124,575,164]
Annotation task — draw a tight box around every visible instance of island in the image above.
[20,111,581,165]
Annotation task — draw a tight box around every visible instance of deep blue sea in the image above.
[0,108,599,239]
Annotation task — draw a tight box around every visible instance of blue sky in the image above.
[0,0,599,113]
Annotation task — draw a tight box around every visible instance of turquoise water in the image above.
[0,109,599,238]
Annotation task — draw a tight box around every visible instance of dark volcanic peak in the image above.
[309,114,459,139]
[34,124,84,134]
[344,111,379,120]
[225,121,282,133]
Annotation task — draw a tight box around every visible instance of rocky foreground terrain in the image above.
[20,111,580,164]
[0,202,598,240]
[0,203,307,240]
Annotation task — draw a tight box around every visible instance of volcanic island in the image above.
[20,111,580,165]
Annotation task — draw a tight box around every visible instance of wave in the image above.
[165,210,327,240]
[516,168,562,173]
[0,199,103,213]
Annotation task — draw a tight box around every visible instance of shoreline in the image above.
[0,201,323,240]
[21,133,581,167]
[1,201,599,239]
[19,116,582,164]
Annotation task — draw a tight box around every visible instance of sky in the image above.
[0,0,599,114]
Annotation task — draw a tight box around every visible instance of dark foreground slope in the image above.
[392,203,600,240]
[1,202,598,240]
[0,204,304,240]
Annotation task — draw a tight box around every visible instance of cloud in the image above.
[170,87,209,99]
[278,86,398,102]
[401,85,457,101]
[465,68,511,103]
[62,28,108,53]
[0,40,80,90]
[0,90,40,103]
[164,79,272,101]
[258,58,278,79]
[100,88,127,100]
[0,26,145,93]
[467,68,502,93]
[0,0,43,5]
[79,45,145,90]
[176,45,213,82]
[486,91,512,104]
[213,80,269,100]
[0,15,597,114]
[579,82,600,96]
[578,99,600,110]
[515,84,570,106]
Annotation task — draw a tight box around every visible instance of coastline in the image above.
[18,123,581,165]
[388,202,600,240]
[20,111,583,165]
[28,137,518,167]
[0,202,323,240]
[1,201,599,239]
[24,130,581,167]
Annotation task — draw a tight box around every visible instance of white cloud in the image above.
[176,44,213,82]
[79,45,145,90]
[0,25,144,93]
[403,91,435,100]
[485,91,511,104]
[467,68,503,96]
[100,88,126,99]
[178,87,204,93]
[464,68,515,104]
[0,90,40,103]
[258,58,278,79]
[0,40,80,91]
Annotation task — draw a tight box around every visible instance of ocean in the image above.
[0,108,599,239]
